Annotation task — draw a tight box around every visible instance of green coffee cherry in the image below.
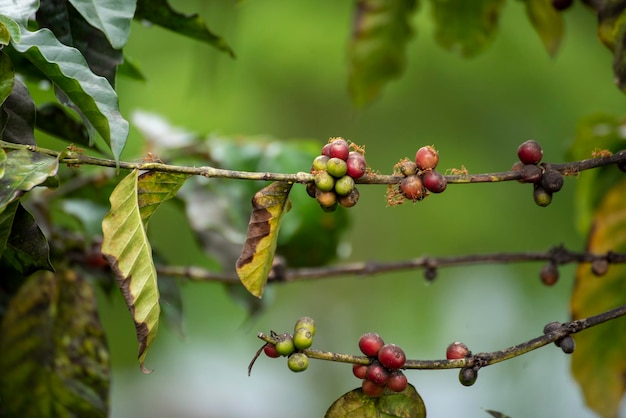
[326,158,348,178]
[287,352,309,372]
[312,155,330,171]
[293,327,314,350]
[275,334,295,357]
[294,316,316,336]
[334,175,355,196]
[315,171,335,192]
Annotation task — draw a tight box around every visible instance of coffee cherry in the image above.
[387,370,408,392]
[422,170,447,193]
[327,138,350,160]
[338,187,360,208]
[446,342,470,360]
[618,160,626,173]
[366,361,389,386]
[541,169,564,193]
[263,344,280,358]
[543,321,561,335]
[275,334,295,357]
[398,160,418,177]
[287,352,309,372]
[294,316,316,336]
[520,164,542,183]
[312,155,329,172]
[326,157,348,178]
[517,140,543,165]
[353,364,368,379]
[346,152,367,179]
[559,336,576,354]
[359,333,385,357]
[362,379,385,397]
[533,184,552,207]
[305,182,317,198]
[293,327,314,350]
[378,344,406,369]
[459,368,477,386]
[400,175,426,202]
[314,171,335,192]
[415,146,439,170]
[316,189,337,209]
[334,175,355,196]
[540,262,559,286]
[591,259,609,276]
[552,0,573,10]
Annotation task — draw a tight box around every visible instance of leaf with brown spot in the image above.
[236,181,293,298]
[324,384,426,418]
[101,170,189,372]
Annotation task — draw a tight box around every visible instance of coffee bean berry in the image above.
[540,262,559,286]
[517,140,543,165]
[533,184,553,207]
[263,343,281,358]
[398,160,418,177]
[400,175,426,202]
[378,344,406,369]
[559,336,576,354]
[540,169,564,193]
[294,316,316,336]
[314,171,335,192]
[316,189,337,209]
[446,342,470,360]
[591,259,609,276]
[543,321,561,335]
[346,152,367,179]
[422,170,447,193]
[275,334,295,357]
[362,379,385,397]
[293,328,314,350]
[338,188,360,208]
[366,361,390,386]
[520,164,542,184]
[415,145,439,170]
[312,155,329,172]
[353,364,368,380]
[359,333,385,357]
[334,175,355,196]
[305,182,317,198]
[327,138,350,160]
[326,157,348,178]
[459,367,477,387]
[287,352,309,372]
[387,370,408,393]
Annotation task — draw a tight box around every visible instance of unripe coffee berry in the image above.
[446,341,470,360]
[293,328,313,350]
[346,152,367,179]
[378,344,406,369]
[517,140,543,165]
[415,146,439,170]
[287,352,309,372]
[459,368,477,386]
[314,171,335,192]
[334,175,355,196]
[294,316,316,336]
[327,138,350,160]
[362,379,385,397]
[326,158,348,178]
[399,160,418,177]
[387,370,408,393]
[275,334,295,357]
[359,333,385,357]
[366,362,389,386]
[338,187,360,208]
[422,170,447,193]
[312,155,329,172]
[533,184,553,207]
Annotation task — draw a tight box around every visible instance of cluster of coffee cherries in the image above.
[512,140,564,207]
[263,317,315,372]
[352,333,408,397]
[307,137,367,211]
[543,322,576,354]
[445,341,478,387]
[388,146,447,205]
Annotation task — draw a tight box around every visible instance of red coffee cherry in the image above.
[378,344,406,369]
[517,140,543,165]
[400,175,426,202]
[540,262,559,286]
[365,361,389,386]
[362,379,385,397]
[327,138,350,160]
[387,370,408,392]
[422,170,447,193]
[346,152,367,179]
[263,344,280,358]
[446,341,470,360]
[353,364,368,379]
[359,333,385,357]
[415,145,439,170]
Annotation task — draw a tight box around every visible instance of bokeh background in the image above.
[95,1,626,417]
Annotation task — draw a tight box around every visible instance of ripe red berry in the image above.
[400,175,426,202]
[263,344,280,358]
[378,344,406,369]
[365,362,389,386]
[415,146,439,170]
[362,379,385,397]
[422,170,447,193]
[352,364,368,379]
[446,341,470,360]
[386,370,408,393]
[328,138,350,160]
[540,262,559,286]
[359,333,385,357]
[517,140,543,165]
[321,143,332,157]
[346,152,367,179]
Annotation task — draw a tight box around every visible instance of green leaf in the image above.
[0,149,59,213]
[0,270,110,418]
[566,113,626,233]
[0,51,14,106]
[0,201,53,278]
[325,384,426,418]
[571,178,626,418]
[0,16,10,46]
[348,0,417,107]
[485,410,512,418]
[67,0,135,49]
[236,181,293,298]
[118,54,147,81]
[135,0,235,58]
[10,23,129,161]
[0,0,38,26]
[0,15,20,43]
[1,77,36,145]
[592,1,626,92]
[102,170,189,372]
[430,0,506,58]
[520,0,564,57]
[35,103,91,146]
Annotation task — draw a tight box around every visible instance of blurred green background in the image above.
[98,1,625,417]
